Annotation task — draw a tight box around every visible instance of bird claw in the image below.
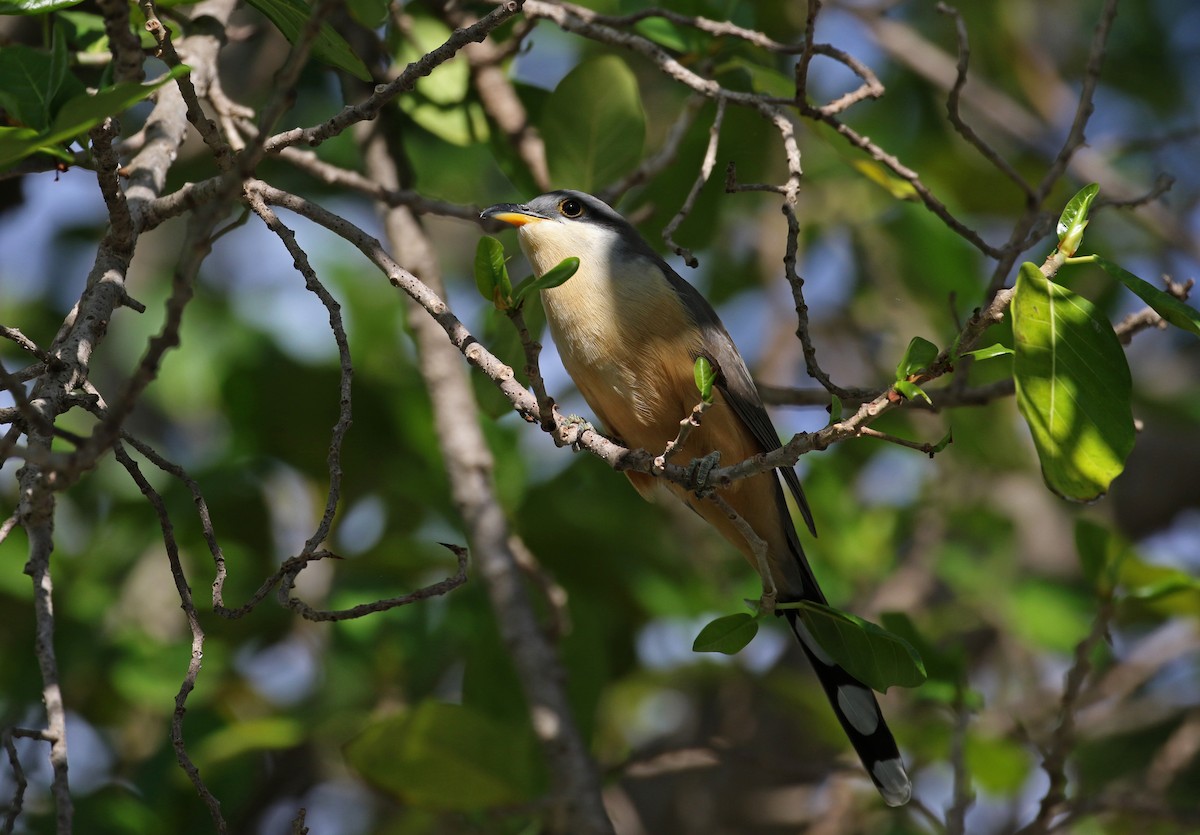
[684,450,722,496]
[559,413,594,449]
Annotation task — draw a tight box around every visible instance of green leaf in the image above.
[542,56,645,192]
[789,601,926,692]
[895,336,939,379]
[1007,580,1091,652]
[0,0,84,13]
[1074,518,1129,594]
[693,356,715,402]
[0,42,65,129]
[345,0,387,28]
[1115,554,1200,613]
[512,256,579,305]
[51,65,189,134]
[930,427,953,455]
[393,15,488,146]
[879,612,964,687]
[195,717,305,766]
[966,734,1032,794]
[1124,575,1200,602]
[633,17,690,52]
[893,380,931,404]
[850,158,919,201]
[962,343,1015,361]
[692,613,759,654]
[1093,257,1200,338]
[828,393,843,425]
[1056,183,1099,255]
[346,701,545,810]
[1011,262,1134,502]
[244,0,370,81]
[473,236,509,308]
[0,65,190,169]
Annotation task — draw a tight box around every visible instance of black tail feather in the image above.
[784,609,912,806]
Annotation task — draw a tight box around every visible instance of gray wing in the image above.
[659,264,818,538]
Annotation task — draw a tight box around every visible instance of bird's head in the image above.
[481,190,645,276]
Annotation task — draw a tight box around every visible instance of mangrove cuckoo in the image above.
[481,190,911,806]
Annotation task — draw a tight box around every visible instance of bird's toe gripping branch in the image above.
[683,450,722,497]
[558,413,595,449]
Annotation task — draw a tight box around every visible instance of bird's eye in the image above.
[559,198,584,218]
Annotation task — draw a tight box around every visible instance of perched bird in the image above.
[481,190,910,806]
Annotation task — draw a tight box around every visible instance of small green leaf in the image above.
[930,427,953,455]
[244,0,371,81]
[512,256,579,305]
[1056,183,1099,256]
[895,336,939,379]
[962,343,1015,361]
[543,56,645,192]
[1093,257,1200,338]
[1012,262,1134,501]
[693,356,715,403]
[633,17,690,52]
[789,601,926,692]
[692,613,759,654]
[828,393,843,424]
[893,380,931,404]
[850,158,919,201]
[473,236,508,307]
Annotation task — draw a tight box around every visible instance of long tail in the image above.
[783,607,912,806]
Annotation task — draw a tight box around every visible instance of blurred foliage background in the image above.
[2,0,1200,833]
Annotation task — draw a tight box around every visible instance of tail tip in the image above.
[873,757,912,807]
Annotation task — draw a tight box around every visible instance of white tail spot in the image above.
[836,684,879,736]
[792,618,834,666]
[872,757,912,807]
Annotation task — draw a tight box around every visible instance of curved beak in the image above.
[480,203,548,227]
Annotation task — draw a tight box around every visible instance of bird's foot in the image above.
[559,413,594,449]
[684,450,721,496]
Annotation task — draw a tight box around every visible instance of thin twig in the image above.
[662,98,726,267]
[112,442,226,832]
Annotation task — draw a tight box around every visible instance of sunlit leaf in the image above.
[0,0,84,13]
[512,256,579,305]
[851,159,919,201]
[1056,183,1099,254]
[962,343,1015,361]
[543,56,645,192]
[1093,257,1200,338]
[788,601,926,692]
[1012,262,1134,501]
[693,356,715,402]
